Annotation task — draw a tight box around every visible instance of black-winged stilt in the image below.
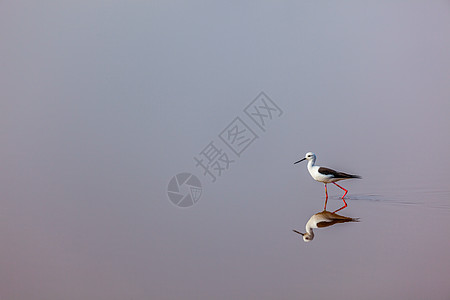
[294,152,361,212]
[293,210,360,242]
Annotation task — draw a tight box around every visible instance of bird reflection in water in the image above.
[293,210,359,242]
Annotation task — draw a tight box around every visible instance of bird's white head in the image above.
[294,152,316,165]
[304,152,316,161]
[302,232,314,242]
[293,230,314,242]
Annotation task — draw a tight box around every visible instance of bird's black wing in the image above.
[316,219,359,228]
[316,220,336,228]
[318,167,360,179]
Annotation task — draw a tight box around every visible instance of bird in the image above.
[294,152,361,212]
[293,210,360,242]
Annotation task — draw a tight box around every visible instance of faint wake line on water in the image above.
[328,193,450,210]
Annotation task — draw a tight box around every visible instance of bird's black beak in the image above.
[294,158,306,165]
[292,230,305,236]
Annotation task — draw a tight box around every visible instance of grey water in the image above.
[1,1,450,300]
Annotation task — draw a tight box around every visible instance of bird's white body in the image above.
[307,160,337,183]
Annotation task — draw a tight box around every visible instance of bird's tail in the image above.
[337,172,361,179]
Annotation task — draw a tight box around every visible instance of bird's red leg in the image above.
[323,184,328,210]
[333,200,347,213]
[332,182,348,212]
[333,182,348,198]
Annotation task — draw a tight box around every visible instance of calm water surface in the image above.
[2,1,449,300]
